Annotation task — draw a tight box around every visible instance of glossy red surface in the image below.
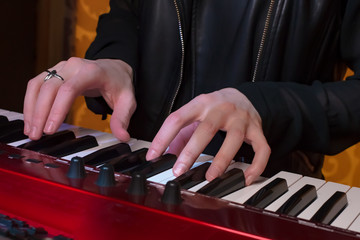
[0,143,359,240]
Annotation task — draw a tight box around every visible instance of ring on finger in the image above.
[44,70,64,82]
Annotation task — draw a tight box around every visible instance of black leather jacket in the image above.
[85,0,360,178]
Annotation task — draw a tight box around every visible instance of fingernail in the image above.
[173,162,186,176]
[246,175,254,186]
[146,149,157,160]
[24,123,30,135]
[30,126,38,138]
[45,121,55,133]
[206,167,218,181]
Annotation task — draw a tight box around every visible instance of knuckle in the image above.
[66,57,82,66]
[26,78,38,90]
[151,137,168,153]
[240,109,251,120]
[209,162,225,176]
[199,121,218,135]
[230,128,245,139]
[180,148,197,160]
[264,145,272,155]
[195,93,215,105]
[213,152,230,164]
[58,82,75,95]
[219,102,237,113]
[129,100,137,114]
[83,62,102,76]
[166,112,184,127]
[40,81,56,91]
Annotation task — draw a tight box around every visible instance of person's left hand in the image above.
[146,88,271,185]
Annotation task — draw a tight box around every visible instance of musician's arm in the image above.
[238,0,360,161]
[85,0,139,118]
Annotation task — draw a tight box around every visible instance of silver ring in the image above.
[44,70,64,82]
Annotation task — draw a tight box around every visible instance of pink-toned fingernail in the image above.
[24,123,30,135]
[45,121,55,133]
[246,175,254,186]
[146,149,157,160]
[30,126,38,139]
[173,162,186,176]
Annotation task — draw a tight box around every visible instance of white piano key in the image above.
[222,171,302,204]
[71,127,135,149]
[0,110,23,120]
[7,138,31,147]
[148,168,175,184]
[265,176,326,212]
[71,127,107,139]
[129,140,151,151]
[58,123,78,132]
[0,109,10,116]
[331,187,360,229]
[297,181,350,221]
[348,210,360,232]
[188,179,209,192]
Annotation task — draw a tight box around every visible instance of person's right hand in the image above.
[23,57,136,142]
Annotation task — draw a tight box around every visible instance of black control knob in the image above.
[161,180,182,205]
[127,172,147,196]
[67,157,86,179]
[96,164,116,187]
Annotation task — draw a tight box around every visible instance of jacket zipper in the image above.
[251,0,275,82]
[168,0,185,115]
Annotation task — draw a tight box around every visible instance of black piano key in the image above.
[173,162,211,189]
[39,135,98,158]
[82,142,132,166]
[245,178,288,208]
[310,191,348,225]
[18,130,76,151]
[0,119,24,135]
[0,128,28,143]
[196,168,245,198]
[276,184,317,216]
[124,153,177,178]
[0,115,9,124]
[108,148,148,172]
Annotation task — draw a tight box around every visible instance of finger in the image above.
[166,122,199,156]
[28,75,65,139]
[146,100,203,160]
[172,119,219,176]
[109,89,136,142]
[206,127,245,181]
[244,130,271,185]
[24,62,68,137]
[43,68,91,135]
[23,72,49,135]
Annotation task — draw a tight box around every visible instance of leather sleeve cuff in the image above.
[84,96,113,120]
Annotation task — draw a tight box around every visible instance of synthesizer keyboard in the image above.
[1,109,360,240]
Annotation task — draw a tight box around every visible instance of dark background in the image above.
[0,1,76,113]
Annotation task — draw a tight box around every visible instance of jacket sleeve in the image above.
[239,0,360,160]
[84,0,139,117]
[85,0,139,69]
